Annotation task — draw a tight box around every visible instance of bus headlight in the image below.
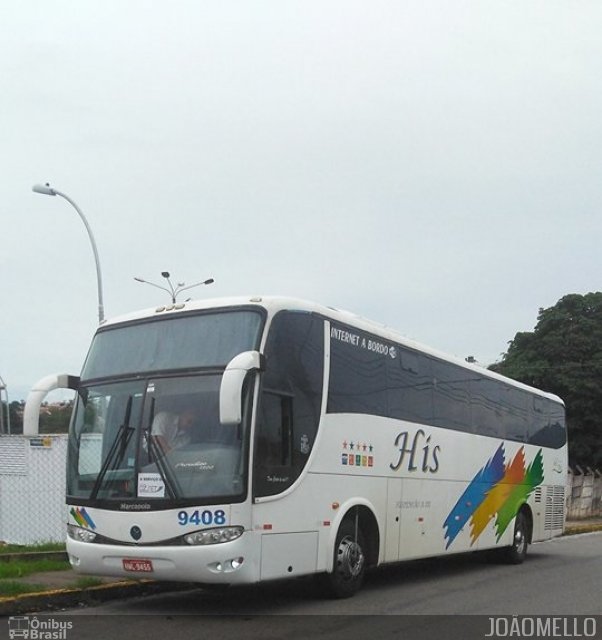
[184,526,244,546]
[67,524,97,543]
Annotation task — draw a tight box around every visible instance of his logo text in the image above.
[390,429,440,473]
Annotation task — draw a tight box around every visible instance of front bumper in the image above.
[67,531,260,584]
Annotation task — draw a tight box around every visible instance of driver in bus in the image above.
[151,406,196,454]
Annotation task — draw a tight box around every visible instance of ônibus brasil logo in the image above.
[8,616,73,640]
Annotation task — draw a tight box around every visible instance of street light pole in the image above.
[32,183,105,324]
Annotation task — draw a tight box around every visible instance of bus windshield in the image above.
[68,374,250,503]
[67,309,263,505]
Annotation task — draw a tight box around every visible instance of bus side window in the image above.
[257,391,293,468]
[528,396,566,448]
[387,348,432,425]
[470,376,506,439]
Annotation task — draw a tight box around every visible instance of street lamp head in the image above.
[135,272,214,303]
[32,183,57,196]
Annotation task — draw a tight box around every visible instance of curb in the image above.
[0,580,192,616]
[563,523,602,536]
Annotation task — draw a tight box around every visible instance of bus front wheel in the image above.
[322,518,366,598]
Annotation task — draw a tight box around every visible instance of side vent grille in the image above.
[544,486,565,531]
[534,487,542,504]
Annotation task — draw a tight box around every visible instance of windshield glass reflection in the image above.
[68,374,248,503]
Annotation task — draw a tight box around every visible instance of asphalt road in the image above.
[9,532,602,640]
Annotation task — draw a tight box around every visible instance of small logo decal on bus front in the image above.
[70,507,96,530]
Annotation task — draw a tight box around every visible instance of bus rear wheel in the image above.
[501,510,529,564]
[323,518,366,598]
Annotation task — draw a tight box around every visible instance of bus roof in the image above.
[100,295,564,406]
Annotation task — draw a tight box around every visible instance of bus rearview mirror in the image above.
[219,351,265,426]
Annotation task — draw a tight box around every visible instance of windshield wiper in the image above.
[147,435,182,499]
[90,396,134,500]
[143,398,182,499]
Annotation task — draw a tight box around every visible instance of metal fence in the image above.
[0,434,68,545]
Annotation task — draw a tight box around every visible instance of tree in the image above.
[490,292,602,469]
[39,401,73,434]
[0,401,24,433]
[10,401,23,433]
[0,400,72,434]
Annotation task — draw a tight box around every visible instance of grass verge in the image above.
[0,581,50,597]
[0,542,65,555]
[74,576,105,589]
[0,559,71,580]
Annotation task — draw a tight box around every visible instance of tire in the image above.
[501,510,529,564]
[322,518,366,598]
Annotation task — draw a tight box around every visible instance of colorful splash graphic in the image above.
[70,506,96,530]
[443,444,543,549]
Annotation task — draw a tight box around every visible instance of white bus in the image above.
[65,296,567,597]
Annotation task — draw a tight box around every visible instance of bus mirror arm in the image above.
[23,373,80,436]
[219,351,265,426]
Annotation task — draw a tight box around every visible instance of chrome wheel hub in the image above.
[336,536,365,580]
[514,528,526,555]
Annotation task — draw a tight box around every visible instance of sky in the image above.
[2,1,602,403]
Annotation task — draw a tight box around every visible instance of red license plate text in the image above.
[122,558,154,573]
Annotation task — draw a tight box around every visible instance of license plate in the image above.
[122,558,154,573]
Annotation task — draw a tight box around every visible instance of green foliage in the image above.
[0,400,73,434]
[0,581,49,596]
[9,401,23,431]
[491,292,602,468]
[0,542,66,555]
[0,559,70,579]
[38,401,73,434]
[74,576,104,589]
